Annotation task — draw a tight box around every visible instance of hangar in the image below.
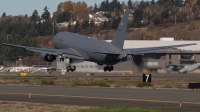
[52,39,200,73]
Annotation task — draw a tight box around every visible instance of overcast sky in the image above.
[0,0,131,16]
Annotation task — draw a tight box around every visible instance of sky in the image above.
[0,0,129,16]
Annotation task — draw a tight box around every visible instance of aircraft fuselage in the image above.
[53,32,125,65]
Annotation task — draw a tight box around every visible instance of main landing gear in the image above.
[104,65,114,72]
[66,58,76,72]
[59,56,77,72]
[67,65,76,72]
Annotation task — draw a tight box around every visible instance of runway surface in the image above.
[0,86,199,111]
[0,72,200,80]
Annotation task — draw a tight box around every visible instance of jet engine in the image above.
[41,52,56,62]
[133,55,143,67]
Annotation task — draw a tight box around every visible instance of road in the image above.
[0,86,199,111]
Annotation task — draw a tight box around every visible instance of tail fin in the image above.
[111,9,130,50]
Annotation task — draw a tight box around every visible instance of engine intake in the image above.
[41,52,56,62]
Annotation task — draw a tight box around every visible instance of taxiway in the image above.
[0,86,199,111]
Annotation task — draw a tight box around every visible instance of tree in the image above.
[105,0,110,11]
[138,0,146,9]
[161,10,170,20]
[41,6,51,20]
[62,11,70,22]
[74,21,80,33]
[90,19,94,27]
[1,12,6,18]
[112,17,121,29]
[103,12,112,18]
[25,14,28,19]
[185,0,196,11]
[197,0,200,7]
[100,1,106,11]
[151,0,155,5]
[82,19,89,29]
[128,0,133,9]
[56,14,63,23]
[30,10,40,22]
[132,9,144,27]
[94,3,98,12]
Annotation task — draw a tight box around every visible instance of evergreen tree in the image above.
[112,17,121,29]
[128,0,133,9]
[1,12,6,18]
[25,14,28,19]
[105,0,110,11]
[90,19,94,27]
[132,9,144,27]
[151,0,155,5]
[41,6,51,20]
[56,11,70,23]
[82,19,89,29]
[56,14,63,23]
[138,0,146,9]
[100,1,106,11]
[197,0,200,7]
[62,11,70,22]
[30,10,40,22]
[94,3,98,12]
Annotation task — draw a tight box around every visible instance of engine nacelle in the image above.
[41,52,56,62]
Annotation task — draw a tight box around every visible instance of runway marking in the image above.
[0,92,200,105]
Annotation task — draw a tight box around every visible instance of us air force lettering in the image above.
[3,9,197,72]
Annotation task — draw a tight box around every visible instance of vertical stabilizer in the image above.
[111,9,130,50]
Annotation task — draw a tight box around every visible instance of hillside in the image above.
[1,0,200,66]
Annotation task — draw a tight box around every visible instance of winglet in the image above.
[111,9,130,50]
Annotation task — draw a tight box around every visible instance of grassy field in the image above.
[76,106,175,112]
[0,101,175,112]
[0,77,199,89]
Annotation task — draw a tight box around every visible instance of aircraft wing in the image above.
[2,43,84,59]
[124,43,196,55]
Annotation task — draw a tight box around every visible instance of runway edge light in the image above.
[28,92,31,99]
[180,101,182,107]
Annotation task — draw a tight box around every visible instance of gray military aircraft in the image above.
[3,9,196,72]
[164,63,200,73]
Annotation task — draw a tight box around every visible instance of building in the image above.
[112,40,200,72]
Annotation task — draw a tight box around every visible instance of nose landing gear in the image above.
[104,65,114,72]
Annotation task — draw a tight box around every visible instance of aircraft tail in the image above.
[111,9,130,50]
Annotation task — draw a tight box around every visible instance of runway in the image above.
[0,86,199,111]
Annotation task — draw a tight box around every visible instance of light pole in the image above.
[52,23,54,36]
[174,15,177,40]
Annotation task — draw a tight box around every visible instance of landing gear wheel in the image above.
[104,67,107,72]
[104,65,114,72]
[66,65,76,72]
[71,66,76,72]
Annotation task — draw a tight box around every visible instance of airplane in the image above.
[3,9,197,72]
[164,63,200,73]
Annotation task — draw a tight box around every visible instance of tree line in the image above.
[0,6,53,65]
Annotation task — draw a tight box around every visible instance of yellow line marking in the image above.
[0,92,200,105]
